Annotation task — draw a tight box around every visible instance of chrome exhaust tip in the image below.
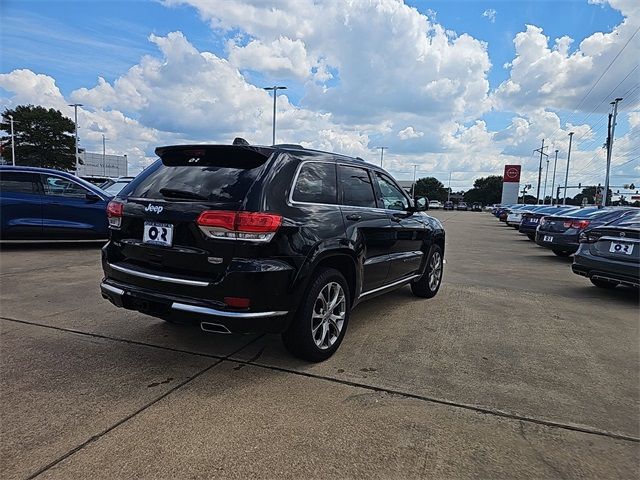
[200,322,232,334]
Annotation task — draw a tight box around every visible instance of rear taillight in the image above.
[539,217,547,226]
[580,231,602,244]
[564,219,591,230]
[197,210,282,242]
[106,201,123,229]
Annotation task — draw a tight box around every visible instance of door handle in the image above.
[345,214,362,221]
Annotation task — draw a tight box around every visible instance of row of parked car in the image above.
[429,200,483,211]
[491,203,639,290]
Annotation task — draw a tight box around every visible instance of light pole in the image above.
[603,97,622,207]
[376,146,387,167]
[550,149,558,205]
[542,156,550,204]
[102,134,107,177]
[411,164,417,198]
[263,86,287,145]
[562,132,574,205]
[8,114,15,166]
[447,171,452,201]
[69,103,83,171]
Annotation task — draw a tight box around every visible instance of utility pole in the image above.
[447,171,452,201]
[603,97,622,207]
[534,139,548,204]
[376,146,387,167]
[262,86,287,145]
[69,103,83,171]
[8,114,15,166]
[411,164,417,198]
[550,149,558,205]
[542,155,550,204]
[562,132,574,205]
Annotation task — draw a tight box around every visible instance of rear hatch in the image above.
[588,225,640,262]
[107,145,274,284]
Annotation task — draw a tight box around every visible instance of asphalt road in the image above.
[1,211,638,479]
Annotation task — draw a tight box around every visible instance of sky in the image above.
[0,0,638,193]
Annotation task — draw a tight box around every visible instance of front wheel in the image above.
[282,268,350,362]
[411,245,443,298]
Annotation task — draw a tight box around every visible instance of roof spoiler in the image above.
[155,144,272,168]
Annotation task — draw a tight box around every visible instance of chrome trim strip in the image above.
[100,283,125,296]
[172,302,288,318]
[360,274,421,298]
[598,236,639,243]
[109,263,210,287]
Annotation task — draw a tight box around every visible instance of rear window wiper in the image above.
[159,188,208,201]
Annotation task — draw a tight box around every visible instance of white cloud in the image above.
[398,126,424,140]
[482,9,497,23]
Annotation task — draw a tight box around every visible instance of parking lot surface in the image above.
[1,211,638,479]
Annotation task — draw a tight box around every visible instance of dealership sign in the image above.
[501,164,521,205]
[503,165,521,183]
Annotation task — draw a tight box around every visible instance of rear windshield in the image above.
[570,207,614,218]
[608,210,640,226]
[121,159,267,203]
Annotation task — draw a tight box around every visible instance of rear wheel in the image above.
[527,233,535,241]
[282,268,350,362]
[552,249,571,257]
[590,278,618,289]
[411,245,443,298]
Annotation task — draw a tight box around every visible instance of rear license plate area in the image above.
[609,241,634,255]
[143,222,173,247]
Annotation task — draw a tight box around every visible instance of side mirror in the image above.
[413,197,428,211]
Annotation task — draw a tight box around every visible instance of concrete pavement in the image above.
[1,211,638,479]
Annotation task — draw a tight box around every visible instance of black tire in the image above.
[590,278,618,289]
[552,249,571,257]
[527,233,535,241]
[282,267,351,362]
[411,245,443,298]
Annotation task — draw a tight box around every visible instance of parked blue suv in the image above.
[0,166,111,241]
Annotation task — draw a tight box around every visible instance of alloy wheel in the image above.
[311,282,346,350]
[428,251,443,291]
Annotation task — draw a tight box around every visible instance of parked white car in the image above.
[506,211,524,227]
[429,200,442,209]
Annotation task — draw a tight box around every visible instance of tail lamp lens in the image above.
[565,219,591,229]
[106,201,123,228]
[197,210,282,242]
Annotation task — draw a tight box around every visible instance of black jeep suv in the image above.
[100,142,445,361]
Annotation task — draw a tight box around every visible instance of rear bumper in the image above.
[572,252,640,287]
[100,280,291,333]
[535,232,579,253]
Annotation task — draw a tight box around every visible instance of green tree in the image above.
[413,176,448,201]
[463,175,502,205]
[1,105,76,170]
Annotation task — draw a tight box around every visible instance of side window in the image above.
[0,172,40,194]
[292,162,337,204]
[374,173,409,211]
[41,175,89,198]
[338,165,376,208]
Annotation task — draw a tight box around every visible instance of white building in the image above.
[75,152,128,178]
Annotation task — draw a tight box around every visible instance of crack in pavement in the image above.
[2,314,638,468]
